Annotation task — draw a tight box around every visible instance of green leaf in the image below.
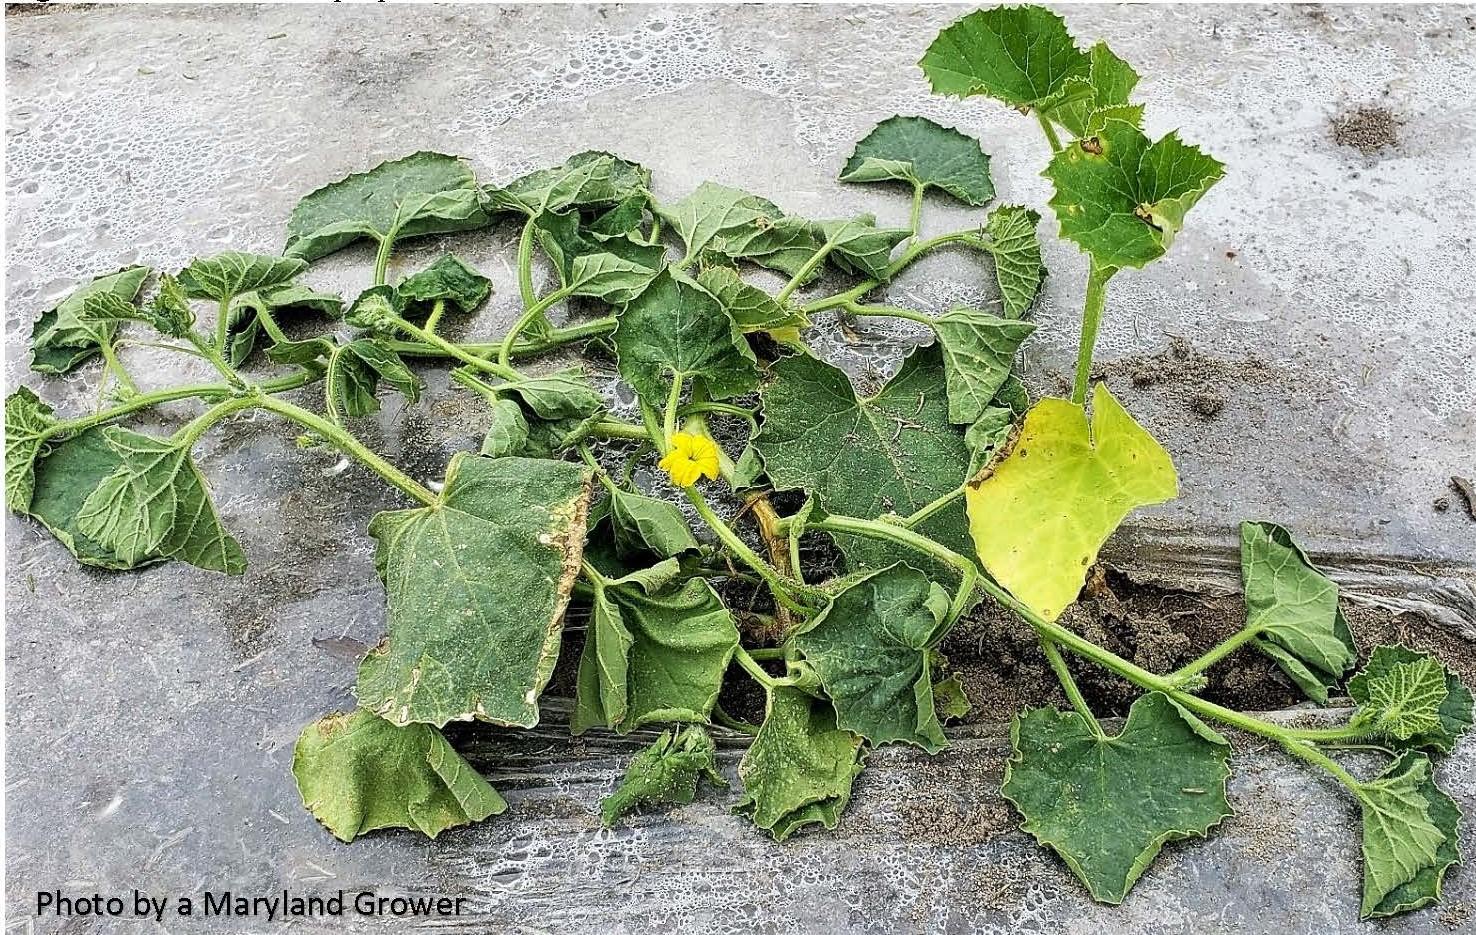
[479,399,531,458]
[920,6,1089,110]
[1358,752,1452,918]
[613,269,759,403]
[600,726,726,828]
[30,266,150,374]
[814,215,911,280]
[589,192,649,237]
[608,487,699,560]
[285,152,490,261]
[933,672,973,721]
[1352,654,1448,741]
[489,151,650,216]
[1349,646,1473,752]
[80,279,194,339]
[757,346,974,576]
[1360,751,1461,918]
[965,404,1016,474]
[293,708,505,843]
[1002,692,1232,904]
[396,254,492,314]
[176,251,307,304]
[572,566,739,734]
[656,181,797,268]
[983,204,1045,318]
[568,244,666,305]
[22,427,147,568]
[1048,42,1141,139]
[965,383,1177,621]
[488,367,607,457]
[840,115,995,206]
[230,283,344,367]
[1045,117,1225,270]
[73,428,246,574]
[1239,521,1357,700]
[5,387,57,512]
[343,284,404,333]
[356,454,593,728]
[931,306,1036,425]
[332,338,422,418]
[735,687,864,841]
[694,264,809,335]
[792,564,952,751]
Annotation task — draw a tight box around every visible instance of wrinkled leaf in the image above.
[1360,751,1461,918]
[609,486,699,560]
[568,245,666,305]
[479,398,530,458]
[230,283,344,367]
[841,114,995,206]
[356,454,592,728]
[1352,654,1448,741]
[1048,42,1141,138]
[613,269,759,403]
[814,215,911,280]
[30,266,150,374]
[656,182,797,268]
[177,251,306,304]
[931,306,1036,425]
[600,726,726,828]
[1003,692,1232,904]
[5,387,57,512]
[736,687,864,841]
[965,383,1177,621]
[1349,646,1473,753]
[695,264,809,336]
[983,204,1045,318]
[22,427,147,568]
[293,709,505,843]
[920,6,1088,110]
[331,338,422,418]
[490,367,607,457]
[933,673,973,721]
[396,254,492,314]
[490,151,650,216]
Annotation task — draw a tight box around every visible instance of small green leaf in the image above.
[5,387,57,512]
[80,280,194,339]
[479,399,530,458]
[396,254,492,314]
[814,215,911,280]
[332,338,422,418]
[1352,654,1448,741]
[1358,752,1451,918]
[965,404,1016,474]
[285,152,490,261]
[1360,751,1461,918]
[920,6,1089,110]
[343,284,404,333]
[965,384,1177,621]
[931,306,1037,425]
[841,115,995,206]
[177,251,307,305]
[1002,692,1232,904]
[589,192,649,237]
[608,487,699,560]
[1349,646,1473,752]
[983,204,1045,319]
[613,269,759,403]
[356,454,592,728]
[1240,521,1357,700]
[293,708,505,843]
[933,673,973,721]
[489,151,650,216]
[735,687,864,841]
[792,564,952,751]
[1045,117,1224,270]
[74,428,246,574]
[600,726,726,828]
[30,266,150,374]
[1047,42,1142,139]
[758,346,974,577]
[694,264,809,336]
[491,367,607,457]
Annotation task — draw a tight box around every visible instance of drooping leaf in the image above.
[694,264,809,336]
[1239,521,1358,701]
[757,346,974,576]
[1360,751,1461,918]
[494,367,607,457]
[613,269,759,403]
[608,486,699,560]
[5,387,57,512]
[73,428,246,574]
[1002,692,1232,904]
[813,215,911,280]
[588,192,649,237]
[965,404,1016,474]
[568,243,667,305]
[78,289,189,340]
[920,6,1089,110]
[22,427,147,568]
[600,726,726,828]
[1045,117,1224,270]
[343,284,405,333]
[840,114,995,206]
[292,709,505,843]
[656,182,800,269]
[479,399,531,458]
[983,204,1045,318]
[1349,646,1473,753]
[230,283,344,367]
[177,251,307,305]
[1358,752,1452,918]
[356,454,592,728]
[931,306,1037,425]
[396,254,492,314]
[489,151,650,216]
[735,687,865,841]
[29,266,150,374]
[331,338,422,418]
[284,152,490,261]
[792,564,952,751]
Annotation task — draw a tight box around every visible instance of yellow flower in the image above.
[659,432,721,487]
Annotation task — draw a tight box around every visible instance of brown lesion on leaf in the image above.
[534,468,596,704]
[1133,203,1163,231]
[967,422,1022,490]
[1079,137,1103,156]
[314,711,352,738]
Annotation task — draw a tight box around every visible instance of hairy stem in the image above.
[94,333,139,396]
[802,229,985,314]
[422,298,447,335]
[844,301,934,325]
[908,181,926,239]
[775,241,837,306]
[388,315,617,360]
[1071,261,1114,406]
[44,371,318,443]
[391,318,519,382]
[898,485,965,529]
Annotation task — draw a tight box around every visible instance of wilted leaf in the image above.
[285,152,490,261]
[1349,646,1473,753]
[1048,42,1141,139]
[479,399,531,458]
[983,204,1045,318]
[5,387,57,512]
[933,672,973,721]
[608,486,699,560]
[30,266,150,374]
[695,264,809,336]
[230,283,343,367]
[293,709,505,843]
[1003,692,1232,904]
[613,269,759,403]
[177,251,307,304]
[22,427,146,568]
[656,182,799,269]
[814,215,911,280]
[396,254,492,314]
[965,384,1177,621]
[1360,751,1461,918]
[600,726,726,828]
[736,687,864,841]
[331,338,422,418]
[931,306,1036,425]
[356,454,592,728]
[841,114,995,206]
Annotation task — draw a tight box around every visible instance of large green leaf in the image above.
[1239,521,1357,701]
[1003,692,1232,904]
[1349,646,1473,753]
[396,254,492,314]
[600,726,726,828]
[1045,117,1224,270]
[489,151,650,216]
[293,708,505,843]
[841,115,995,206]
[284,152,490,261]
[5,387,57,512]
[965,383,1176,621]
[23,427,143,568]
[931,306,1036,425]
[758,346,974,575]
[920,6,1088,109]
[29,266,150,374]
[792,564,952,751]
[735,687,865,841]
[613,269,759,403]
[1358,752,1452,918]
[177,251,306,304]
[1360,751,1461,918]
[356,454,593,728]
[983,204,1045,318]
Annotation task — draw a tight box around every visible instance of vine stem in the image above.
[422,298,447,335]
[774,241,837,306]
[94,334,139,396]
[389,315,617,360]
[844,301,934,325]
[733,645,779,689]
[662,374,685,442]
[372,231,397,286]
[1168,624,1263,684]
[43,371,318,443]
[802,229,983,314]
[1071,261,1114,406]
[685,486,810,616]
[516,215,538,310]
[1037,112,1065,153]
[497,285,574,368]
[1041,636,1104,738]
[172,395,259,448]
[908,181,925,240]
[897,485,964,529]
[391,318,519,381]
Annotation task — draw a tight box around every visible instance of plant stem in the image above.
[255,395,437,506]
[775,241,837,306]
[391,318,519,381]
[898,485,965,529]
[516,214,538,310]
[45,370,319,442]
[186,330,244,385]
[802,229,983,314]
[685,486,810,616]
[844,301,934,325]
[1168,625,1264,684]
[323,346,348,427]
[747,648,787,662]
[1071,261,1114,406]
[422,298,447,335]
[585,420,650,442]
[1037,112,1064,153]
[733,646,778,689]
[173,394,259,448]
[662,374,685,442]
[1041,636,1105,737]
[213,298,232,354]
[712,706,759,736]
[95,335,138,396]
[373,231,397,286]
[497,285,574,368]
[389,316,617,361]
[908,181,925,239]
